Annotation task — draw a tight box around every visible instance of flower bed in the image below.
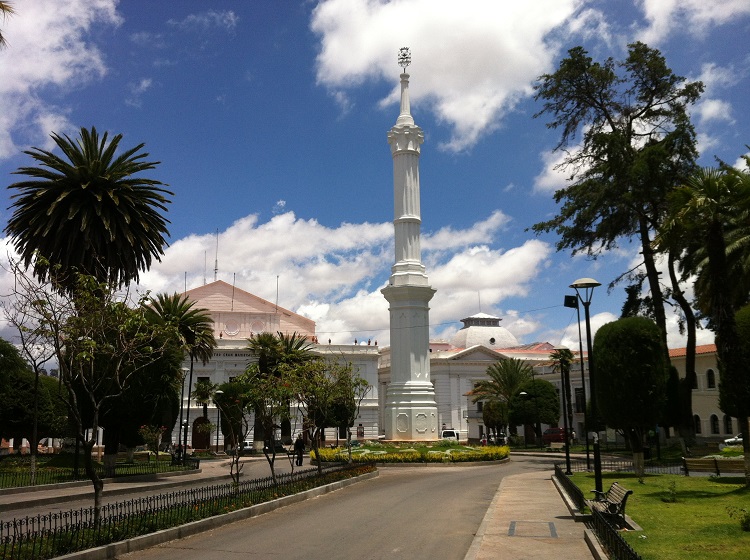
[312,443,509,463]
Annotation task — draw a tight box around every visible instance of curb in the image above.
[462,472,507,560]
[374,457,511,468]
[54,470,379,560]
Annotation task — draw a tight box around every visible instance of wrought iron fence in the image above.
[0,462,374,560]
[553,463,585,511]
[590,509,643,560]
[0,456,199,490]
[555,460,654,560]
[564,458,683,476]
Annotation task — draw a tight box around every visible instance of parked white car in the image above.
[724,434,743,445]
[441,429,460,440]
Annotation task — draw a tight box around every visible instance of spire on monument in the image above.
[396,47,414,127]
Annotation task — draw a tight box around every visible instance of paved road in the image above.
[118,455,559,560]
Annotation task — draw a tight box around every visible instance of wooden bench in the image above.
[548,442,565,451]
[682,457,745,476]
[585,482,633,521]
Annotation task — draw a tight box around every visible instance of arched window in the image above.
[693,415,702,434]
[710,415,720,434]
[724,415,733,434]
[706,369,716,389]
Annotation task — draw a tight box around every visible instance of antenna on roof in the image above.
[231,273,235,311]
[214,229,219,282]
[478,291,482,313]
[204,251,207,285]
[276,275,279,313]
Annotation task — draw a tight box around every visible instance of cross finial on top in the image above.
[398,47,411,70]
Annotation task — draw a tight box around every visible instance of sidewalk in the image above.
[0,457,260,516]
[464,469,598,560]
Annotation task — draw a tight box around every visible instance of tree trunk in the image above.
[668,252,697,442]
[82,438,104,523]
[741,417,750,487]
[639,216,670,365]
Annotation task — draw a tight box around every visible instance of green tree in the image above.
[481,400,506,442]
[471,358,533,434]
[239,364,295,483]
[0,338,67,448]
[5,126,173,290]
[10,267,171,518]
[214,380,253,483]
[145,293,216,455]
[550,348,575,435]
[731,304,750,481]
[247,331,314,445]
[193,378,218,420]
[594,317,668,477]
[508,378,559,445]
[286,358,359,475]
[532,42,703,408]
[659,164,750,480]
[0,1,14,49]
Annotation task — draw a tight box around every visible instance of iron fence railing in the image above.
[590,509,643,560]
[555,460,655,560]
[564,458,683,476]
[554,463,585,511]
[0,462,374,560]
[0,456,199,490]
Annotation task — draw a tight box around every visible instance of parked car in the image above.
[441,429,460,440]
[724,434,743,445]
[542,427,568,445]
[487,433,507,445]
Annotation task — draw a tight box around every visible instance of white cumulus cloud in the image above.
[310,0,588,152]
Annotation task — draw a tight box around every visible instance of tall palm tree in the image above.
[145,293,216,457]
[0,2,14,49]
[471,358,533,434]
[661,165,750,481]
[550,348,575,434]
[5,126,173,290]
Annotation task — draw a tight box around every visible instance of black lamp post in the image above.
[554,346,573,475]
[570,277,603,493]
[214,390,224,453]
[177,367,188,450]
[564,294,590,469]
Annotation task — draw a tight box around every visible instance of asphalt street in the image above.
[115,455,559,560]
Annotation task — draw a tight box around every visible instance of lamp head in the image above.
[569,277,601,303]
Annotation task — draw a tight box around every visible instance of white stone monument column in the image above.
[382,48,438,441]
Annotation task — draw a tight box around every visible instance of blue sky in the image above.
[1,0,749,349]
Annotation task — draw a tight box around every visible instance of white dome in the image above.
[450,313,519,349]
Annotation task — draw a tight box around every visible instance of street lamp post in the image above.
[177,367,188,448]
[570,277,603,493]
[564,295,590,469]
[554,346,573,475]
[214,390,224,453]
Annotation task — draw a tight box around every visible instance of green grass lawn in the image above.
[569,470,750,560]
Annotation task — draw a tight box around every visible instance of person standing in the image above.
[294,434,305,466]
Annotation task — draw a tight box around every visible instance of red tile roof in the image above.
[669,344,717,358]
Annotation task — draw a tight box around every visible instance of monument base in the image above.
[384,381,439,441]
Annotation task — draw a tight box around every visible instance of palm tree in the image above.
[471,358,533,435]
[550,348,574,435]
[661,164,750,482]
[5,126,173,290]
[145,293,216,458]
[0,2,14,49]
[246,331,314,444]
